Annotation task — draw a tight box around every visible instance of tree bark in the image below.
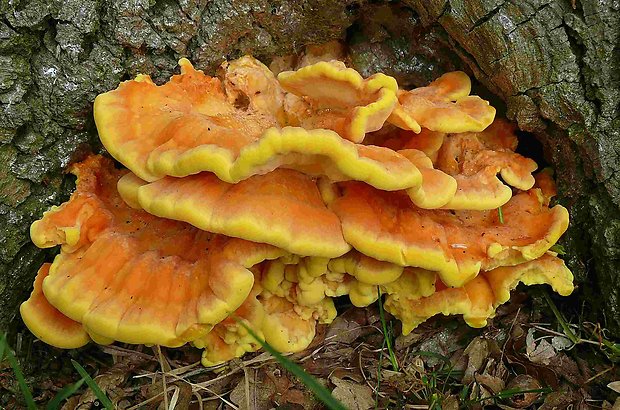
[0,0,367,330]
[1,0,618,333]
[405,0,620,332]
[347,0,619,330]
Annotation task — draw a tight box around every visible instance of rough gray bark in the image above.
[403,0,620,332]
[1,0,618,333]
[0,0,368,331]
[349,0,619,331]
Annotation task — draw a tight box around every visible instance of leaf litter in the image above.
[1,293,619,409]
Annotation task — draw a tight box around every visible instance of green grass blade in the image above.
[469,387,552,404]
[375,338,385,410]
[549,244,566,255]
[542,291,579,344]
[600,338,620,360]
[496,387,552,399]
[71,360,114,409]
[459,384,470,401]
[46,378,86,410]
[414,350,451,364]
[237,321,347,410]
[0,333,36,410]
[377,287,399,371]
[0,334,6,361]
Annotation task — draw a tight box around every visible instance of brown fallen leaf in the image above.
[602,398,620,409]
[504,374,542,408]
[442,395,460,410]
[324,312,368,346]
[264,367,318,409]
[462,337,500,384]
[505,333,560,389]
[330,376,375,410]
[173,381,193,410]
[329,367,364,383]
[608,381,620,394]
[231,368,279,410]
[412,324,469,367]
[539,388,589,410]
[75,369,126,409]
[60,396,80,410]
[468,381,495,407]
[302,347,356,377]
[395,330,425,350]
[548,354,586,386]
[475,373,505,395]
[525,329,557,365]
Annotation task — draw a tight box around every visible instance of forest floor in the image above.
[1,288,619,409]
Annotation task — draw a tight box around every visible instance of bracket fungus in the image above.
[433,119,539,210]
[278,60,399,143]
[383,253,574,335]
[331,182,569,287]
[389,71,496,134]
[20,264,91,349]
[117,169,350,258]
[23,54,575,366]
[94,58,422,193]
[27,156,306,347]
[193,285,265,366]
[328,251,573,335]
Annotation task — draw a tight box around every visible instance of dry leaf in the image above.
[505,332,560,389]
[331,376,375,410]
[526,329,556,365]
[230,370,274,410]
[413,325,466,367]
[60,396,80,410]
[539,389,587,410]
[395,329,425,350]
[551,335,573,351]
[172,381,193,410]
[303,347,356,377]
[76,370,125,409]
[325,314,365,345]
[330,368,364,383]
[548,354,585,385]
[608,381,620,394]
[442,395,460,410]
[468,381,495,406]
[475,373,505,395]
[505,374,542,408]
[602,398,620,410]
[462,337,492,384]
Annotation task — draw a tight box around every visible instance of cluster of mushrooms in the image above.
[20,49,574,366]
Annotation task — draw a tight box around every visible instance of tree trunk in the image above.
[1,0,618,333]
[353,0,620,332]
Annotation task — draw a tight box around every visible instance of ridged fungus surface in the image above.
[22,53,574,366]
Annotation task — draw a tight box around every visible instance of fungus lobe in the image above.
[22,54,574,366]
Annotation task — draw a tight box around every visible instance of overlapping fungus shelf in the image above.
[22,52,573,366]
